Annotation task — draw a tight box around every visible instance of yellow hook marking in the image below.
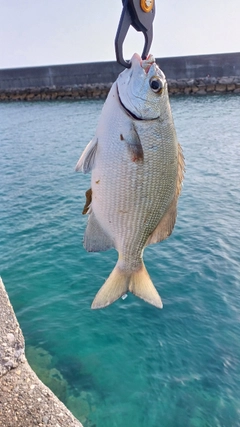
[140,0,154,13]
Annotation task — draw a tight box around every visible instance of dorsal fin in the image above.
[176,143,185,198]
[146,143,185,245]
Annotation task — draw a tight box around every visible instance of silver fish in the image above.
[76,53,184,309]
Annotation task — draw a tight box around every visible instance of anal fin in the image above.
[84,212,114,252]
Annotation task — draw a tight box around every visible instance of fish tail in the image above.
[128,261,163,309]
[91,261,163,310]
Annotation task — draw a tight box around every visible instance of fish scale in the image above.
[76,53,184,309]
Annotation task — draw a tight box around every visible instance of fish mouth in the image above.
[116,53,161,121]
[141,54,156,74]
[131,53,156,74]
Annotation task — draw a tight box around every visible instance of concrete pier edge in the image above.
[0,52,240,101]
[0,277,83,427]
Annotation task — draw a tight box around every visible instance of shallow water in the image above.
[0,95,240,427]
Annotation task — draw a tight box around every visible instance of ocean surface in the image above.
[0,94,240,427]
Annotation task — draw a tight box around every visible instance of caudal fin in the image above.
[91,261,163,309]
[128,263,163,309]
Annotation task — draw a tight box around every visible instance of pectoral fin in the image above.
[75,137,98,173]
[84,212,114,252]
[146,143,185,245]
[122,123,144,162]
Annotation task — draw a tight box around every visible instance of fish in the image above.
[76,53,184,310]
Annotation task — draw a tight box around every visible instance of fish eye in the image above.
[149,77,164,94]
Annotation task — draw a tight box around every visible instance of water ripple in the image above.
[0,96,240,427]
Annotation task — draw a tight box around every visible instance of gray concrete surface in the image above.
[0,52,239,91]
[0,277,83,427]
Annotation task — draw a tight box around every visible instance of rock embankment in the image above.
[0,76,240,101]
[167,76,240,95]
[0,277,83,427]
[0,83,112,102]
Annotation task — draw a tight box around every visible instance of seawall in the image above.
[0,277,84,427]
[0,52,240,101]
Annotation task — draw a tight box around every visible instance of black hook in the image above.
[115,0,155,68]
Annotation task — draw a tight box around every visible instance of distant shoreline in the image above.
[0,77,240,102]
[0,52,240,101]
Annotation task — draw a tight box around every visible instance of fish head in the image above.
[117,53,168,120]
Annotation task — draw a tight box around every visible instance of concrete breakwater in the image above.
[0,52,240,101]
[0,278,84,427]
[0,76,240,101]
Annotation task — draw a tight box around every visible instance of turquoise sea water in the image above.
[0,95,240,427]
